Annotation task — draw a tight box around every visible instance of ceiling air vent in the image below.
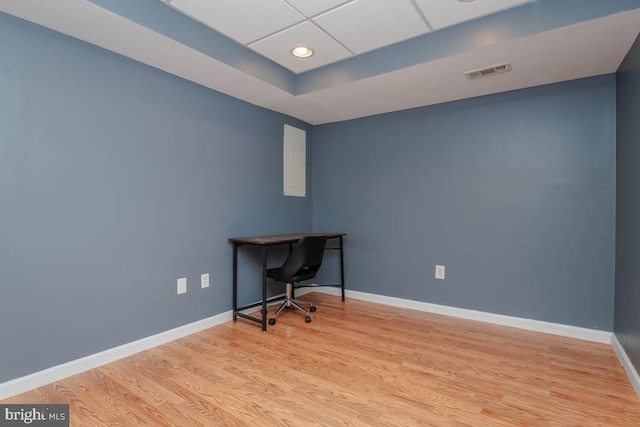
[464,62,512,80]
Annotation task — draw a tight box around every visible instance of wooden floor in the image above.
[4,293,640,426]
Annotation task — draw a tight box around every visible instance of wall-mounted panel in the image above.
[284,124,307,197]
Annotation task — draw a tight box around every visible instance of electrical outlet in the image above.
[177,277,187,295]
[201,273,210,289]
[435,265,445,280]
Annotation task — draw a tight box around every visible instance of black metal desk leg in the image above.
[339,235,345,302]
[289,242,295,299]
[262,245,268,332]
[233,243,238,322]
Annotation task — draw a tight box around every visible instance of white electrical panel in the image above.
[283,124,306,197]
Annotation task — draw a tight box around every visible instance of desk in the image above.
[229,233,346,331]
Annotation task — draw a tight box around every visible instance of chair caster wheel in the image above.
[268,318,276,326]
[309,306,316,313]
[305,316,312,323]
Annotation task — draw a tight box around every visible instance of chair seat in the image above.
[267,267,317,283]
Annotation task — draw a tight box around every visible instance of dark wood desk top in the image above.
[229,232,345,245]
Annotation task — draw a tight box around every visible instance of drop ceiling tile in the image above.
[313,0,429,54]
[249,21,353,73]
[168,0,304,44]
[414,0,533,30]
[284,0,352,17]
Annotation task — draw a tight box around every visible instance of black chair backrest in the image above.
[274,236,328,283]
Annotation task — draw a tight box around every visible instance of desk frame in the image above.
[229,233,345,332]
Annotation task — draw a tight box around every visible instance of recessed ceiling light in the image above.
[291,46,314,58]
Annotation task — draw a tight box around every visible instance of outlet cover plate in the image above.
[435,265,445,280]
[201,273,210,289]
[177,277,187,294]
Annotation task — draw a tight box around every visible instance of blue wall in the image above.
[615,34,640,372]
[0,13,312,383]
[313,76,616,330]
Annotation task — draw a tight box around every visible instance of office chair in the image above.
[267,235,328,325]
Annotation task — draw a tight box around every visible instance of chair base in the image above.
[268,282,315,324]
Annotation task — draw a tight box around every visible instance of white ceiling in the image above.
[165,0,532,73]
[1,0,640,125]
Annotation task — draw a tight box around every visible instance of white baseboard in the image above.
[308,286,613,344]
[611,335,640,397]
[0,310,232,401]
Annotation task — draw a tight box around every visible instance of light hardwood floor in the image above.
[3,293,640,426]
